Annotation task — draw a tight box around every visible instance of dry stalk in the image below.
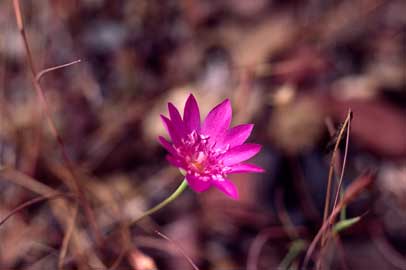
[155,230,200,270]
[316,110,352,269]
[321,110,352,247]
[58,202,79,270]
[332,111,352,215]
[303,173,373,268]
[0,192,71,227]
[0,167,104,268]
[11,0,102,244]
[36,60,81,82]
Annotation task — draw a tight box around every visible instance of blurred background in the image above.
[0,0,405,269]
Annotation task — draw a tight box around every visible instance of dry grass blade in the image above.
[317,110,352,269]
[58,203,79,270]
[155,230,200,270]
[36,60,82,82]
[0,193,68,227]
[303,173,374,268]
[321,110,352,247]
[0,167,57,195]
[332,110,352,213]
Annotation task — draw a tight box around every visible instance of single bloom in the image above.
[159,94,264,199]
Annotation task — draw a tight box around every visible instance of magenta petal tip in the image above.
[214,180,239,200]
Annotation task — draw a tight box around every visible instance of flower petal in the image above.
[213,179,239,199]
[202,99,232,139]
[222,144,262,166]
[160,115,182,144]
[158,136,177,156]
[186,174,211,192]
[229,163,264,174]
[168,103,185,136]
[221,124,254,148]
[183,94,201,133]
[166,155,184,168]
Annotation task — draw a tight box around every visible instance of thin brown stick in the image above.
[36,59,82,82]
[58,203,79,270]
[155,230,200,270]
[317,110,352,269]
[0,169,102,268]
[303,173,373,269]
[332,110,352,214]
[247,227,289,270]
[325,117,343,183]
[321,110,352,247]
[0,192,70,227]
[12,0,102,244]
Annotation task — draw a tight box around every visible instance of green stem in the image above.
[279,239,307,270]
[129,179,188,225]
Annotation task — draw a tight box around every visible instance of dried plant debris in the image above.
[0,0,405,269]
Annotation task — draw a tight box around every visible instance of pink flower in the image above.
[159,94,264,199]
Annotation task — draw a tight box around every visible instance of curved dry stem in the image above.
[0,192,71,227]
[303,173,373,269]
[36,59,82,82]
[155,230,200,270]
[371,227,406,269]
[246,226,306,270]
[12,0,102,244]
[332,111,352,212]
[321,110,352,247]
[247,228,282,270]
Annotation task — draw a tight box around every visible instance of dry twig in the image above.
[36,59,82,82]
[0,192,71,227]
[58,202,79,270]
[155,230,200,270]
[11,0,102,244]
